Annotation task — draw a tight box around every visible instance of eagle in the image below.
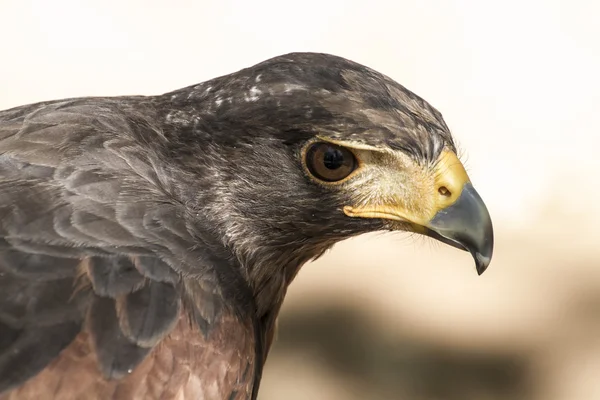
[0,52,493,400]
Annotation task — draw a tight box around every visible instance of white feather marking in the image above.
[246,86,262,102]
[165,111,192,126]
[283,83,305,93]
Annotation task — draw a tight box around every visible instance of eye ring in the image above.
[304,142,358,183]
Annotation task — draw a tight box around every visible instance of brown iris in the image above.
[305,142,357,182]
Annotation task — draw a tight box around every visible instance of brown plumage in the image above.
[0,52,493,399]
[2,312,255,400]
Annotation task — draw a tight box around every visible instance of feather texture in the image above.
[115,280,180,347]
[87,295,152,380]
[0,98,260,399]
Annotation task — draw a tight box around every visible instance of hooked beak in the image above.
[422,182,493,275]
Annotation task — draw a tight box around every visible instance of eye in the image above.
[305,142,358,182]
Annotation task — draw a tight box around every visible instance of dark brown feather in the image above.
[0,252,88,393]
[131,255,179,284]
[87,295,152,380]
[116,280,181,347]
[84,257,145,298]
[0,321,81,394]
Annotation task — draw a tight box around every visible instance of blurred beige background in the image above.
[1,1,598,399]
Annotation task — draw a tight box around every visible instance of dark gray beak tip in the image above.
[475,252,492,276]
[426,182,494,276]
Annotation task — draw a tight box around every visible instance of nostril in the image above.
[438,186,451,197]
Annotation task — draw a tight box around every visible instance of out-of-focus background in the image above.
[1,1,598,399]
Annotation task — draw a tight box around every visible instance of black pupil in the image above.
[323,148,345,170]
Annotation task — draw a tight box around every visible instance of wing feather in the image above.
[87,295,152,380]
[84,257,145,298]
[115,280,180,348]
[0,99,261,398]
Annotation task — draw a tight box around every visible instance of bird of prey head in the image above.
[0,52,493,400]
